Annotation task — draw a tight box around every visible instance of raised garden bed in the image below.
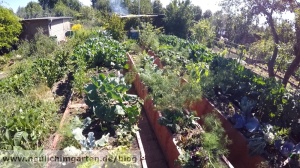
[143,50,268,167]
[147,34,300,166]
[190,99,264,167]
[48,77,147,168]
[127,52,234,168]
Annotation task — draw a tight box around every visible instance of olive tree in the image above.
[220,0,288,77]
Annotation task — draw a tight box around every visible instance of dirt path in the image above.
[138,109,169,168]
[128,86,168,168]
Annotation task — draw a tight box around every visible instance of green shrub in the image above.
[139,63,202,111]
[67,28,100,47]
[0,61,39,95]
[139,22,161,52]
[190,19,215,47]
[0,93,59,150]
[106,14,125,41]
[13,29,58,58]
[34,51,69,87]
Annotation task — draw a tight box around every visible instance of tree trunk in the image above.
[266,14,280,77]
[283,11,300,87]
[268,47,278,77]
[282,55,300,87]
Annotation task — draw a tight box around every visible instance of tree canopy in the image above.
[0,6,22,49]
[153,0,164,14]
[25,2,43,18]
[219,0,300,87]
[164,0,193,38]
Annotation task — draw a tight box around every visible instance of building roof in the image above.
[119,15,158,18]
[22,17,73,21]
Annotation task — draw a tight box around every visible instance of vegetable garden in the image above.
[0,21,300,168]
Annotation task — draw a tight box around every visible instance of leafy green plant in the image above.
[139,65,202,111]
[0,93,59,150]
[62,116,110,151]
[72,129,110,150]
[58,116,84,149]
[186,62,210,84]
[105,14,126,41]
[190,19,216,47]
[157,49,189,69]
[158,35,189,50]
[34,51,69,87]
[158,109,199,133]
[72,57,89,95]
[189,43,216,63]
[72,32,127,69]
[177,113,230,168]
[84,73,142,144]
[0,63,38,95]
[139,22,161,52]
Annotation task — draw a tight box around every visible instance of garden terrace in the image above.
[0,30,148,167]
[140,33,300,167]
[127,50,234,167]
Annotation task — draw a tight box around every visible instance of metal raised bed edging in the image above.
[136,131,147,168]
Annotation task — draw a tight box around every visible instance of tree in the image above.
[211,10,225,37]
[139,0,153,14]
[53,0,77,16]
[283,7,300,86]
[221,0,287,77]
[153,0,164,14]
[79,6,95,20]
[106,14,125,41]
[61,0,81,11]
[190,19,215,46]
[25,2,43,18]
[92,0,111,13]
[128,0,153,14]
[164,0,193,38]
[16,7,27,18]
[0,6,22,49]
[203,9,212,19]
[192,5,202,21]
[38,0,58,9]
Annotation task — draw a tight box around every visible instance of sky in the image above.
[161,0,221,12]
[4,0,221,13]
[2,0,92,12]
[2,0,294,22]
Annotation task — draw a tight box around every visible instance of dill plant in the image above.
[177,113,231,168]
